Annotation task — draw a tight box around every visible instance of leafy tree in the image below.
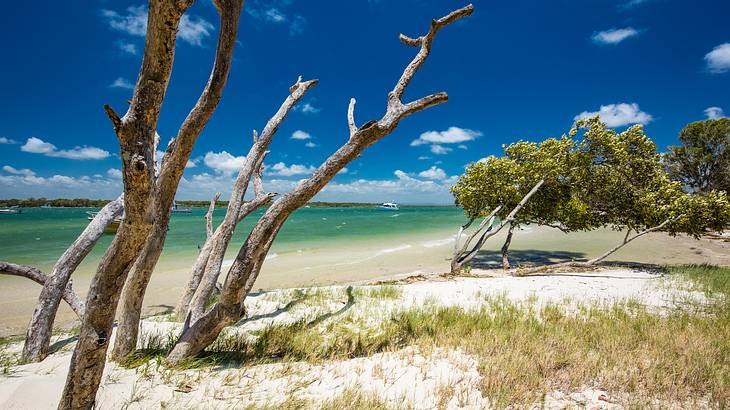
[664,118,730,194]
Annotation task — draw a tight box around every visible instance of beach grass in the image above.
[120,266,730,407]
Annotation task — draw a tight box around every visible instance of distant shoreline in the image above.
[0,199,456,209]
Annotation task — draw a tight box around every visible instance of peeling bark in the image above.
[166,4,475,365]
[451,179,544,273]
[19,196,123,363]
[0,262,84,319]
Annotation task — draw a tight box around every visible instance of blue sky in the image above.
[1,0,729,204]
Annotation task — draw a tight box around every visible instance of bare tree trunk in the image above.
[59,0,247,406]
[166,4,475,365]
[0,262,84,319]
[19,196,123,363]
[107,0,244,363]
[186,80,313,325]
[174,193,220,320]
[519,216,681,275]
[451,179,544,274]
[501,222,515,270]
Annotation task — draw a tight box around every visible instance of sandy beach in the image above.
[1,224,728,337]
[0,268,721,409]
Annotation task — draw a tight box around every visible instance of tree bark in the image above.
[0,262,84,319]
[19,196,123,363]
[59,1,200,407]
[109,0,244,362]
[185,79,313,325]
[501,222,515,270]
[173,193,220,320]
[166,4,474,365]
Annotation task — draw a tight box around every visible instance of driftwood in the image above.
[451,179,545,273]
[59,1,244,408]
[0,262,85,319]
[165,4,475,365]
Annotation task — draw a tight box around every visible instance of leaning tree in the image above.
[521,118,730,274]
[163,4,475,365]
[449,135,591,273]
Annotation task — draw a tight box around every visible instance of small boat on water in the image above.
[379,202,399,210]
[87,211,123,234]
[171,201,192,213]
[0,207,21,214]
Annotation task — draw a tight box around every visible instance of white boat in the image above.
[379,202,399,210]
[171,201,192,213]
[0,208,21,214]
[87,211,123,234]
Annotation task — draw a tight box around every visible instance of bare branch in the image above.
[206,193,221,239]
[103,104,121,132]
[0,262,84,319]
[348,98,357,137]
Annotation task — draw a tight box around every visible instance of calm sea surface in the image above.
[0,206,465,274]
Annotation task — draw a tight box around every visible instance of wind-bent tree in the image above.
[450,136,588,272]
[522,118,730,274]
[59,1,244,408]
[664,118,730,194]
[164,4,475,365]
[0,195,123,363]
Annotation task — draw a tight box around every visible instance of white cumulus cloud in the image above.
[705,43,730,73]
[574,103,653,127]
[704,107,725,120]
[291,130,312,140]
[20,137,110,160]
[0,137,18,144]
[118,41,137,55]
[411,127,482,146]
[294,102,320,114]
[269,162,316,177]
[107,168,123,178]
[418,166,447,180]
[430,145,452,155]
[592,27,639,45]
[3,165,35,176]
[204,151,247,175]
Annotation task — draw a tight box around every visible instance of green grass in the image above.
[123,266,730,408]
[353,285,402,300]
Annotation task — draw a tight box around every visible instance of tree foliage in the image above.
[664,118,730,194]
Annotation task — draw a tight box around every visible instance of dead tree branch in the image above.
[0,262,84,319]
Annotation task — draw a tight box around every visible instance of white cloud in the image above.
[179,14,215,47]
[592,27,639,45]
[0,137,18,144]
[270,162,316,177]
[417,156,431,160]
[20,137,110,160]
[118,41,137,55]
[2,165,35,176]
[574,103,653,127]
[305,141,317,148]
[418,166,447,180]
[411,126,482,146]
[457,144,468,150]
[110,77,134,90]
[291,130,312,140]
[295,102,320,114]
[247,5,306,36]
[107,168,123,178]
[102,5,213,47]
[0,171,121,199]
[186,159,197,168]
[204,151,246,175]
[430,145,452,155]
[265,8,286,22]
[102,5,147,36]
[704,107,725,120]
[705,43,730,74]
[338,167,348,174]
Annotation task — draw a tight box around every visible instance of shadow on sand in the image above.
[470,249,587,269]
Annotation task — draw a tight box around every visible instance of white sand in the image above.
[0,269,715,409]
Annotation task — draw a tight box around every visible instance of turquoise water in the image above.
[0,206,465,274]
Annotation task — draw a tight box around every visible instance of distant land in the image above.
[0,198,455,208]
